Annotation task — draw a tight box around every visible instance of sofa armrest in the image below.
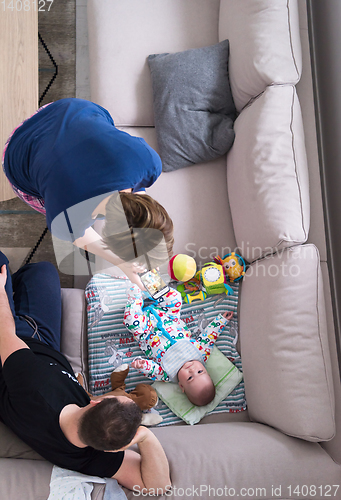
[240,245,335,442]
[0,458,53,500]
[60,288,88,389]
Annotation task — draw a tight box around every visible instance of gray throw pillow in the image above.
[148,40,236,172]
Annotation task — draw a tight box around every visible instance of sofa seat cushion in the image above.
[118,127,237,267]
[0,421,42,460]
[219,0,302,111]
[239,245,335,442]
[0,458,53,500]
[125,422,341,499]
[227,85,310,262]
[87,0,220,126]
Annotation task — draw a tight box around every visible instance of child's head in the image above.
[177,360,215,406]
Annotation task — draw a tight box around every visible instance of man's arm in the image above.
[0,265,29,366]
[113,426,171,494]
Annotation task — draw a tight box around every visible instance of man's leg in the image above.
[0,252,31,365]
[0,252,16,315]
[0,251,32,337]
[12,262,62,351]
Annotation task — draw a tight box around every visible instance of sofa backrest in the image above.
[219,0,302,111]
[88,0,221,127]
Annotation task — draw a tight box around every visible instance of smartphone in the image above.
[140,268,169,299]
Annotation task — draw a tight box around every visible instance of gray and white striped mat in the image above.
[86,274,246,426]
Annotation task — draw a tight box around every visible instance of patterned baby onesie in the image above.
[123,286,229,382]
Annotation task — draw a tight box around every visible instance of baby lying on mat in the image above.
[123,285,232,406]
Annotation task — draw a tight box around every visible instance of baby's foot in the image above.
[113,363,129,373]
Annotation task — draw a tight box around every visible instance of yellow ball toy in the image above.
[168,254,197,282]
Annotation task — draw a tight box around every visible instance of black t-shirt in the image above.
[0,339,124,477]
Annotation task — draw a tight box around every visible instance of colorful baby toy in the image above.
[197,262,234,296]
[168,254,197,282]
[167,253,203,303]
[168,251,245,301]
[177,284,207,304]
[168,253,235,300]
[214,252,246,283]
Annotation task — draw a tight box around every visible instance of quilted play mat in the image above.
[85,274,246,426]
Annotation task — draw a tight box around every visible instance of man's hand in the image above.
[0,265,7,290]
[113,425,171,493]
[117,425,150,452]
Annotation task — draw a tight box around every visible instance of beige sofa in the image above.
[1,1,341,499]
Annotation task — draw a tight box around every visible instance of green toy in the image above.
[197,262,234,296]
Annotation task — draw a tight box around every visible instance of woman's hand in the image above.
[118,261,146,290]
[73,227,149,289]
[0,265,7,290]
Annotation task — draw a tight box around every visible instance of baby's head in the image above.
[177,360,215,406]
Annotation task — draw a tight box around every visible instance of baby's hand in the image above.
[131,358,147,370]
[126,283,143,302]
[222,311,234,320]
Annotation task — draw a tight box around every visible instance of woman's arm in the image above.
[74,227,145,288]
[73,226,123,265]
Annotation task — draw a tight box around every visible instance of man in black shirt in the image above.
[0,251,170,493]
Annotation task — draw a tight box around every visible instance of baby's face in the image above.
[178,360,212,395]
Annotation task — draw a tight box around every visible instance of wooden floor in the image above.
[39,0,76,106]
[0,8,38,201]
[0,4,75,287]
